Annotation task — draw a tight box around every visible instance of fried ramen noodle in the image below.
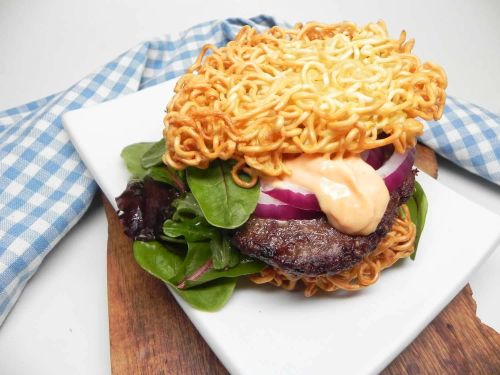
[163,21,447,186]
[250,204,416,296]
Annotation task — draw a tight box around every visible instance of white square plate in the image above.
[62,80,500,375]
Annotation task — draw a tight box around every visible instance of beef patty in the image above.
[232,171,416,277]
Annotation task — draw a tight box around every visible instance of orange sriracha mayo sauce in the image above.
[263,154,390,236]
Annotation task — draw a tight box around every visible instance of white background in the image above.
[0,1,499,374]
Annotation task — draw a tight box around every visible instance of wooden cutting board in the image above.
[104,144,500,374]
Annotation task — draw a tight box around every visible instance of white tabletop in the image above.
[1,1,499,374]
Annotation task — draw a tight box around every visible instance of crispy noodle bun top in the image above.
[163,21,447,186]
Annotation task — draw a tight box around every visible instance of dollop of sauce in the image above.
[268,154,390,236]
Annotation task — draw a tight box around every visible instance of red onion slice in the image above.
[254,192,321,220]
[361,148,386,170]
[261,180,321,211]
[376,147,416,192]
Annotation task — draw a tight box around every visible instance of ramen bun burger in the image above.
[162,21,447,296]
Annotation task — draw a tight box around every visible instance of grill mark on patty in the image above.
[232,171,416,276]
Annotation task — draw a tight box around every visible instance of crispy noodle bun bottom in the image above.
[250,204,416,297]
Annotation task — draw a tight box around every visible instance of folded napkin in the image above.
[0,15,499,326]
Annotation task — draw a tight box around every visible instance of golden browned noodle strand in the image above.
[163,22,447,186]
[249,204,416,296]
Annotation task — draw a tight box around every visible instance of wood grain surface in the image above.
[105,144,500,375]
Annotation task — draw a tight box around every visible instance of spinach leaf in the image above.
[141,139,166,169]
[187,160,259,229]
[121,142,155,178]
[158,235,187,245]
[406,197,418,225]
[133,241,183,281]
[121,141,185,191]
[410,181,428,260]
[148,166,178,187]
[176,278,236,312]
[174,242,263,289]
[171,193,204,222]
[407,181,428,260]
[166,193,250,269]
[165,193,244,268]
[210,231,239,269]
[181,241,213,280]
[183,258,265,288]
[133,240,236,311]
[163,218,216,242]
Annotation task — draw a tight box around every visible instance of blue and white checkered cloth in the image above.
[0,15,499,326]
